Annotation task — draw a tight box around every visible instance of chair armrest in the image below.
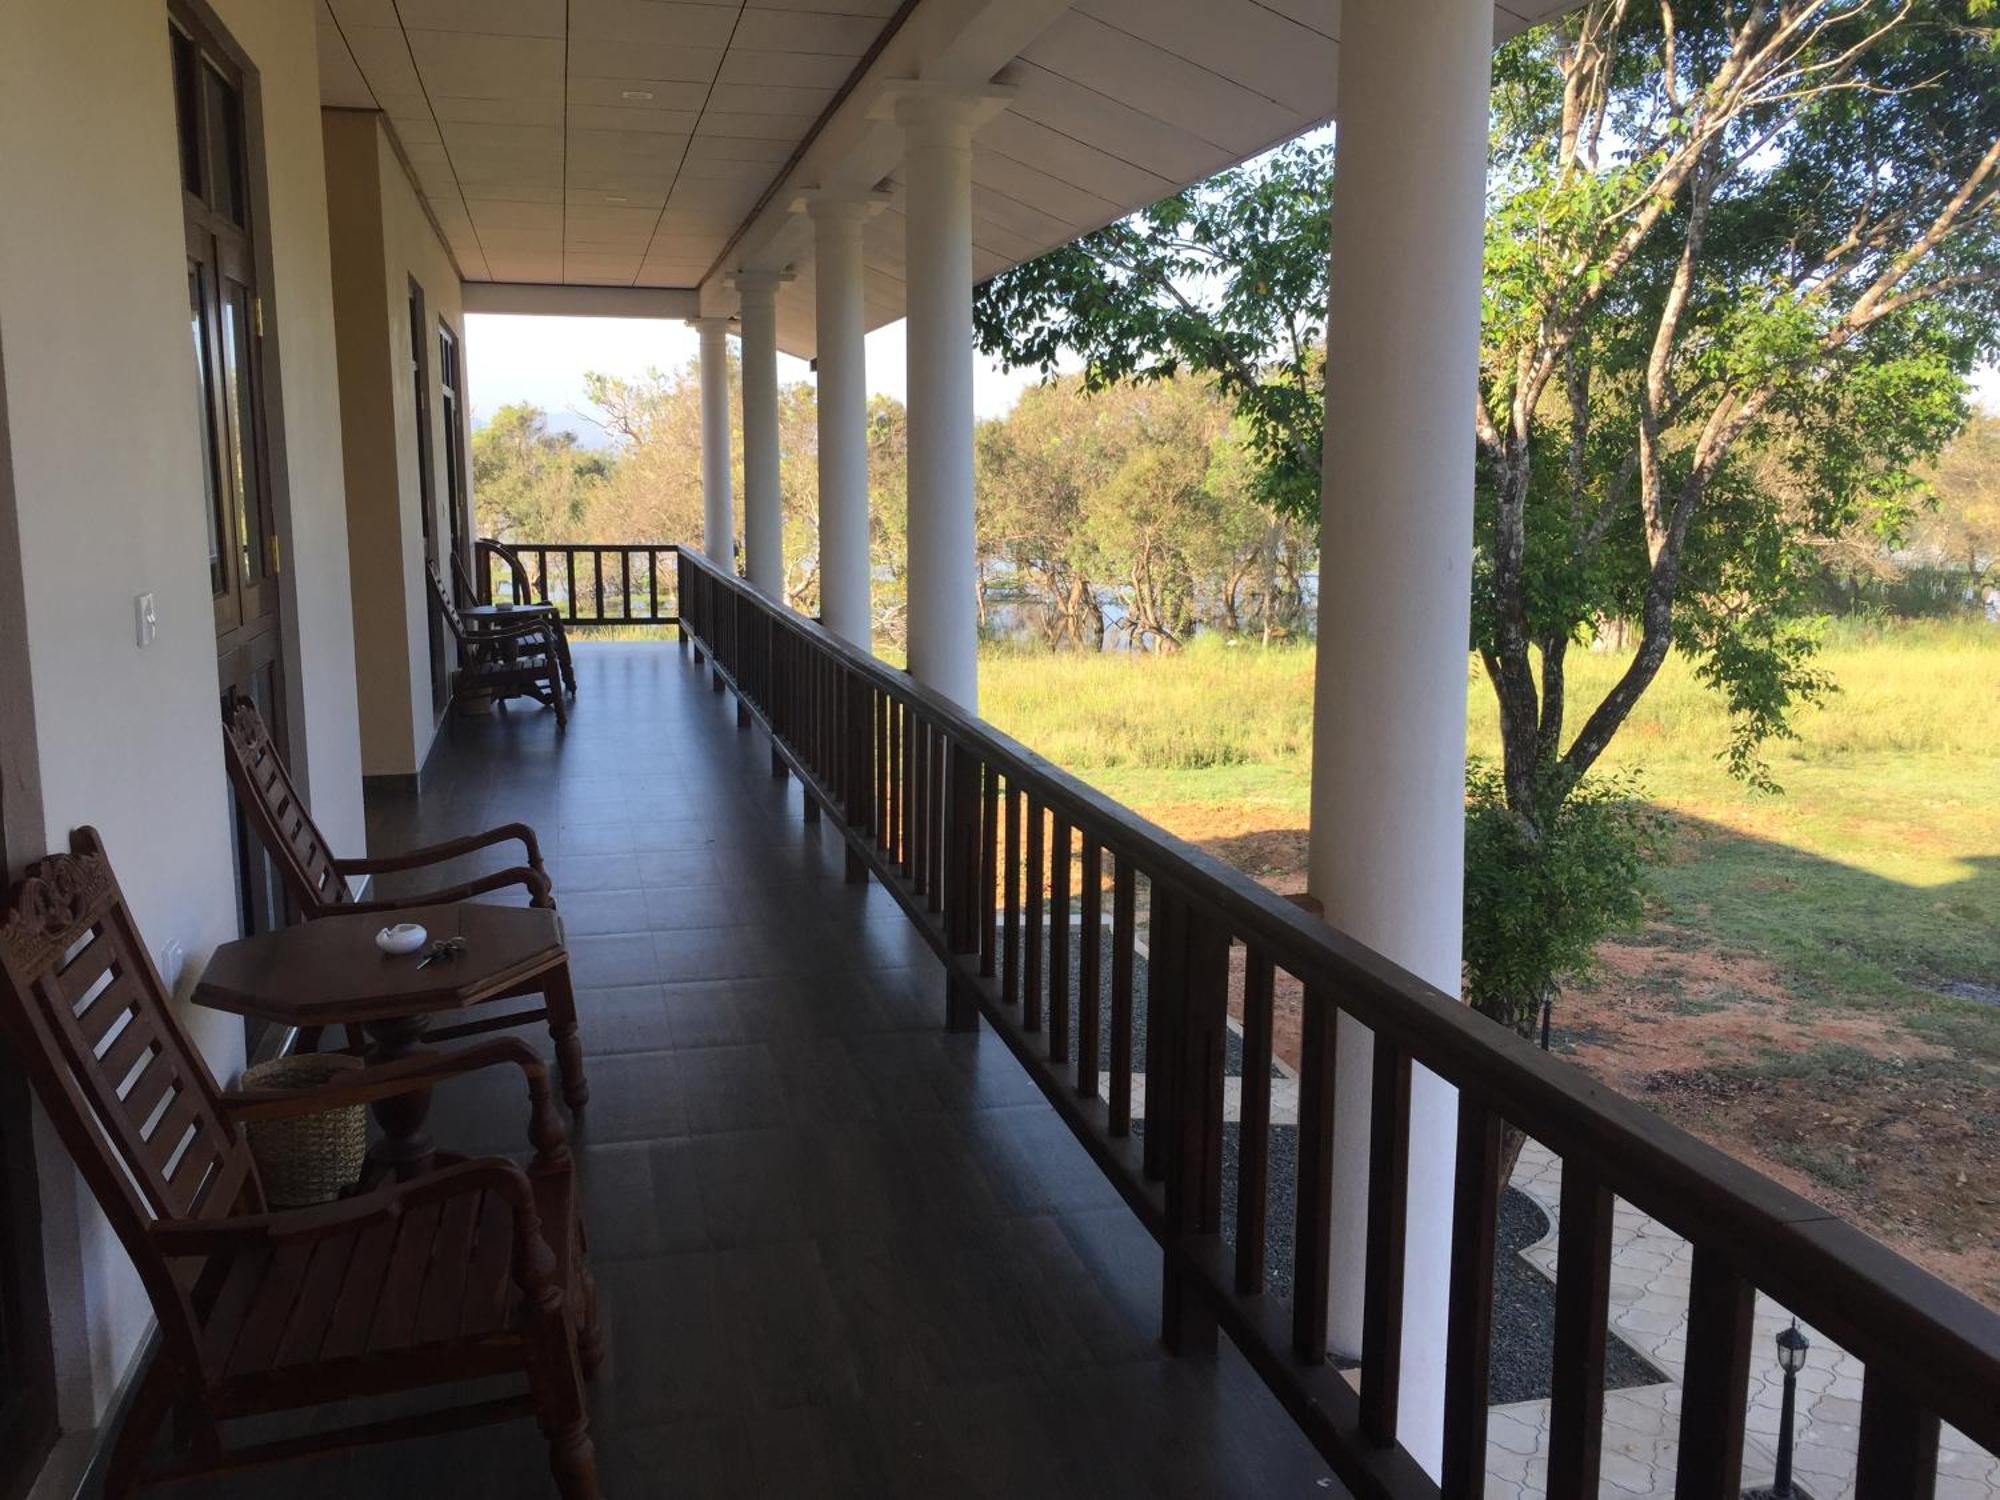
[148,1158,542,1258]
[329,865,554,914]
[334,822,546,877]
[461,618,554,643]
[223,1037,569,1166]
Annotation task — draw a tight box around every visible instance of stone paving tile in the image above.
[1489,1142,1998,1499]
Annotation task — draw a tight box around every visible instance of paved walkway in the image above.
[1490,1143,2000,1499]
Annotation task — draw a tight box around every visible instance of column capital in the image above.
[880,79,1015,140]
[729,268,793,299]
[797,187,894,224]
[686,314,734,335]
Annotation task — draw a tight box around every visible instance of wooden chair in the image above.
[427,562,568,728]
[477,536,577,696]
[0,829,604,1499]
[219,688,554,920]
[220,690,584,1079]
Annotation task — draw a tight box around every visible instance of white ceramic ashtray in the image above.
[375,923,428,956]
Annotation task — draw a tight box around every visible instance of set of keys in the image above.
[415,935,468,969]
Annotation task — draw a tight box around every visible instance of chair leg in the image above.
[543,963,589,1109]
[526,1320,599,1500]
[555,628,577,695]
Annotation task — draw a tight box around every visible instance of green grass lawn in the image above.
[979,621,2000,1031]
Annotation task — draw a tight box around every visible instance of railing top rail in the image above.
[678,544,2000,1445]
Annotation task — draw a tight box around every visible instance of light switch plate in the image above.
[134,593,157,649]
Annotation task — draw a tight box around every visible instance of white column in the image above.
[808,195,873,650]
[1306,0,1493,1479]
[735,271,784,597]
[896,93,980,710]
[692,316,735,569]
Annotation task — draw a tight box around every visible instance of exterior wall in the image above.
[322,111,470,779]
[0,0,363,1462]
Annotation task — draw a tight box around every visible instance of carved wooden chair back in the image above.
[427,560,473,645]
[219,689,349,918]
[450,547,481,610]
[479,537,540,604]
[0,829,262,1371]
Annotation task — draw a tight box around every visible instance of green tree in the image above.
[471,403,611,542]
[974,0,2000,1032]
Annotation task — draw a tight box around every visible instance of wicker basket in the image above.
[241,1053,369,1207]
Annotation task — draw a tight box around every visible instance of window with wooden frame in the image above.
[438,320,469,579]
[409,282,448,714]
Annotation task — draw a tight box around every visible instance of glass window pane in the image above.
[201,63,245,226]
[188,265,226,596]
[220,282,263,584]
[171,29,201,197]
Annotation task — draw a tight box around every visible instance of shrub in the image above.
[1462,759,1667,1040]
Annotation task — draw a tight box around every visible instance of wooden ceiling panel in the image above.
[406,31,565,101]
[395,0,564,37]
[569,105,702,134]
[731,8,883,54]
[435,96,564,127]
[714,48,856,88]
[1023,11,1305,157]
[567,40,726,84]
[570,0,741,48]
[567,77,713,111]
[1074,0,1338,118]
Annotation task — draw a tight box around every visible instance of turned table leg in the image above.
[541,961,590,1110]
[364,1013,438,1180]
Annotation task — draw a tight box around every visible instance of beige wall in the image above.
[0,0,363,1457]
[324,111,472,779]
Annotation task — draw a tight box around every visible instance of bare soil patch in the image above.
[1151,804,2000,1310]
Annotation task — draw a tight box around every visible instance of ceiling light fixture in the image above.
[606,195,629,203]
[620,89,654,101]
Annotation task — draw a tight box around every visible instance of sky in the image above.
[464,313,1065,445]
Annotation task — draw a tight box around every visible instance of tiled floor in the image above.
[181,643,1344,1499]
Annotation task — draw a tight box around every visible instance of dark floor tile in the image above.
[556,887,651,936]
[568,931,661,987]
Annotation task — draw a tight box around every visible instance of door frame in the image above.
[173,0,314,821]
[0,317,59,1500]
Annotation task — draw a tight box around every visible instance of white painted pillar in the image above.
[1305,0,1493,1478]
[692,315,735,569]
[808,195,873,650]
[896,92,981,710]
[735,271,784,597]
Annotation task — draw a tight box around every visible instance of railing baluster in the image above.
[927,729,946,915]
[944,739,981,1033]
[979,766,999,978]
[1293,983,1336,1364]
[1674,1246,1754,1500]
[1076,840,1102,1098]
[1235,946,1273,1295]
[1024,799,1045,1033]
[1109,861,1135,1136]
[1002,782,1021,1005]
[593,549,605,623]
[1141,882,1179,1182]
[619,549,631,620]
[1548,1164,1614,1497]
[1360,1039,1412,1446]
[649,550,659,621]
[1048,816,1071,1064]
[1855,1375,1941,1500]
[1440,1102,1505,1500]
[1162,897,1227,1357]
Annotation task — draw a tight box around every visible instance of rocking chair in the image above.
[428,562,568,727]
[0,828,604,1499]
[476,537,577,696]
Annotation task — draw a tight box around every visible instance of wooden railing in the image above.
[477,540,678,628]
[676,546,2000,1500]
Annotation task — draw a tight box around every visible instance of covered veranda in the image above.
[190,639,1340,1499]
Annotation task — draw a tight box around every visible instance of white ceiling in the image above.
[317,0,1576,352]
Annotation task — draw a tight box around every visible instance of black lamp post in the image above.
[1772,1319,1810,1499]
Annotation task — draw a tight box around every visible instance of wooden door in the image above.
[0,772,55,1500]
[173,9,288,941]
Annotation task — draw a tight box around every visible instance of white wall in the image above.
[324,110,473,778]
[0,0,363,1449]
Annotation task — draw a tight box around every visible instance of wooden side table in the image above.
[195,903,586,1179]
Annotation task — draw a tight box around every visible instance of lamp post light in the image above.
[1772,1319,1810,1499]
